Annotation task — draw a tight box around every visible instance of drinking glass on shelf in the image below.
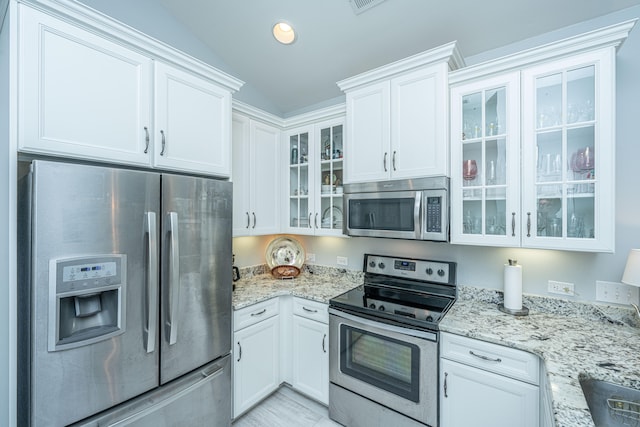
[463,160,478,182]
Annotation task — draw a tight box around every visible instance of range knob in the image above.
[378,305,386,312]
[369,261,376,268]
[378,262,386,269]
[426,267,433,275]
[437,269,445,277]
[426,315,434,322]
[369,303,376,309]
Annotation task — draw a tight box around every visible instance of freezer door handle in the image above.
[167,211,180,345]
[145,212,158,353]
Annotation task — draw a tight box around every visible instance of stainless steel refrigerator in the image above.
[17,160,233,426]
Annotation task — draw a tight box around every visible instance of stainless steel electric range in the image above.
[328,254,457,427]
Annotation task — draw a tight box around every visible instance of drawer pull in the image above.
[250,309,267,317]
[469,350,502,363]
[444,372,448,398]
[303,306,318,313]
[322,333,327,353]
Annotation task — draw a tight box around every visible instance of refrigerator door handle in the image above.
[167,211,180,345]
[145,212,158,354]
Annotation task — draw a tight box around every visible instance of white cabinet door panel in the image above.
[291,315,328,404]
[154,62,231,176]
[18,5,152,165]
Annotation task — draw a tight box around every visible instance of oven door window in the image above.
[348,198,415,231]
[339,324,419,402]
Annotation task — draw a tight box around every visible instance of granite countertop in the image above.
[440,287,640,427]
[232,265,363,310]
[232,265,640,427]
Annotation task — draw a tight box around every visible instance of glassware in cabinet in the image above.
[289,132,311,229]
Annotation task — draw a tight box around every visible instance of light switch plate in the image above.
[337,256,348,266]
[596,280,639,305]
[548,280,575,296]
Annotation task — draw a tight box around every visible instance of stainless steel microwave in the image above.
[343,177,449,241]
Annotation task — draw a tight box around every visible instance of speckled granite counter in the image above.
[442,286,640,427]
[232,264,363,310]
[232,266,640,427]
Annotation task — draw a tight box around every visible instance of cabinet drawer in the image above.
[293,298,328,323]
[234,298,280,331]
[441,333,539,385]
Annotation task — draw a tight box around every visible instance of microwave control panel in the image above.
[425,196,442,232]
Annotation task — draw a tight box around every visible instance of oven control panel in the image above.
[364,254,455,285]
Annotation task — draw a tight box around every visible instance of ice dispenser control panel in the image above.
[49,255,127,351]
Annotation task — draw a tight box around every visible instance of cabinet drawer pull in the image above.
[392,151,397,171]
[143,126,150,154]
[322,333,327,353]
[303,306,318,313]
[250,309,267,317]
[469,350,502,363]
[160,130,166,156]
[526,212,532,237]
[511,212,516,237]
[383,152,388,172]
[237,342,242,362]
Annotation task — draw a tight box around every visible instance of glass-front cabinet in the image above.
[284,118,345,236]
[450,72,520,246]
[451,47,616,252]
[522,50,614,251]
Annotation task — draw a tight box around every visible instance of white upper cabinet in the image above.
[449,20,635,252]
[18,5,152,166]
[338,42,463,183]
[154,62,232,176]
[15,2,242,176]
[283,117,345,236]
[232,112,280,237]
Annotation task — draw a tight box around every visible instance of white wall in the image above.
[234,5,640,304]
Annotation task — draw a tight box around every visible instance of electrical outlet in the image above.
[306,253,316,262]
[548,280,575,296]
[337,256,348,266]
[596,280,639,305]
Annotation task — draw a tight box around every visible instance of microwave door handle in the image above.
[144,212,158,354]
[415,192,423,239]
[167,211,180,345]
[369,212,375,228]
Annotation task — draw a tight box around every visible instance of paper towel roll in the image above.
[504,260,522,310]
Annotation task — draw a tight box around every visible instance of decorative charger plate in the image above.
[265,236,305,270]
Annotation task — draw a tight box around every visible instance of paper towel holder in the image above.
[499,258,530,316]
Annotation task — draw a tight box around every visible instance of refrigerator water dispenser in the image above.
[48,255,127,351]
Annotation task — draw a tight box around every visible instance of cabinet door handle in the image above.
[469,350,502,363]
[303,306,318,313]
[444,372,448,398]
[392,151,397,171]
[308,213,313,229]
[383,152,388,172]
[252,212,256,229]
[143,126,150,154]
[322,333,327,353]
[511,212,516,237]
[246,212,250,229]
[160,130,166,156]
[250,309,266,317]
[526,212,532,237]
[237,342,242,362]
[315,213,319,229]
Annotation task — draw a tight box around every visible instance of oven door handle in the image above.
[329,308,437,341]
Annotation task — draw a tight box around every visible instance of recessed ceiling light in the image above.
[273,21,296,45]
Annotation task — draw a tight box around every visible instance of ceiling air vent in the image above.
[349,0,387,15]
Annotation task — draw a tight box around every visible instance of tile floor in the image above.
[232,386,342,427]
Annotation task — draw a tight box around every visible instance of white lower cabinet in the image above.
[291,298,329,404]
[233,299,280,418]
[440,333,539,427]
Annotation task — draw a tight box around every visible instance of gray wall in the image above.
[234,5,640,304]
